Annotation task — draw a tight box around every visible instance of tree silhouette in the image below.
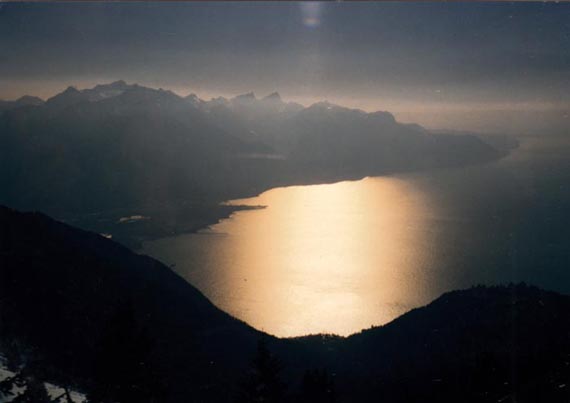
[87,303,162,403]
[50,386,78,403]
[0,339,54,403]
[299,369,336,403]
[11,375,52,403]
[236,339,287,403]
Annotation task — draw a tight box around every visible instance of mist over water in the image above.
[141,135,570,337]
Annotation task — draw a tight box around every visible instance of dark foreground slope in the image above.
[330,285,570,402]
[2,206,569,402]
[0,206,265,402]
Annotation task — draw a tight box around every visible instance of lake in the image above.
[141,135,570,337]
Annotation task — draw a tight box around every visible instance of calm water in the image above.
[141,135,570,337]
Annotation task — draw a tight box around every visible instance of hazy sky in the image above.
[1,2,569,132]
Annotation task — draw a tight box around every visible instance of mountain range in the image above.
[0,81,509,218]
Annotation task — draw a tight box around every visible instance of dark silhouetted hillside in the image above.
[330,284,570,402]
[1,206,569,402]
[0,205,264,402]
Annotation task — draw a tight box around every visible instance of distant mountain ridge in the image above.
[42,80,137,112]
[0,95,44,115]
[0,81,508,216]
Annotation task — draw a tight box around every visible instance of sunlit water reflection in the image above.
[141,136,570,337]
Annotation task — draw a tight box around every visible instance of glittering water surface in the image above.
[141,136,570,336]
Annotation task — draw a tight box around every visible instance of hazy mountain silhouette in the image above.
[0,96,44,116]
[197,90,506,176]
[0,83,272,215]
[1,206,569,402]
[0,81,508,218]
[43,80,136,113]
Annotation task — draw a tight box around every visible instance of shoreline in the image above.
[61,140,518,251]
[136,154,517,249]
